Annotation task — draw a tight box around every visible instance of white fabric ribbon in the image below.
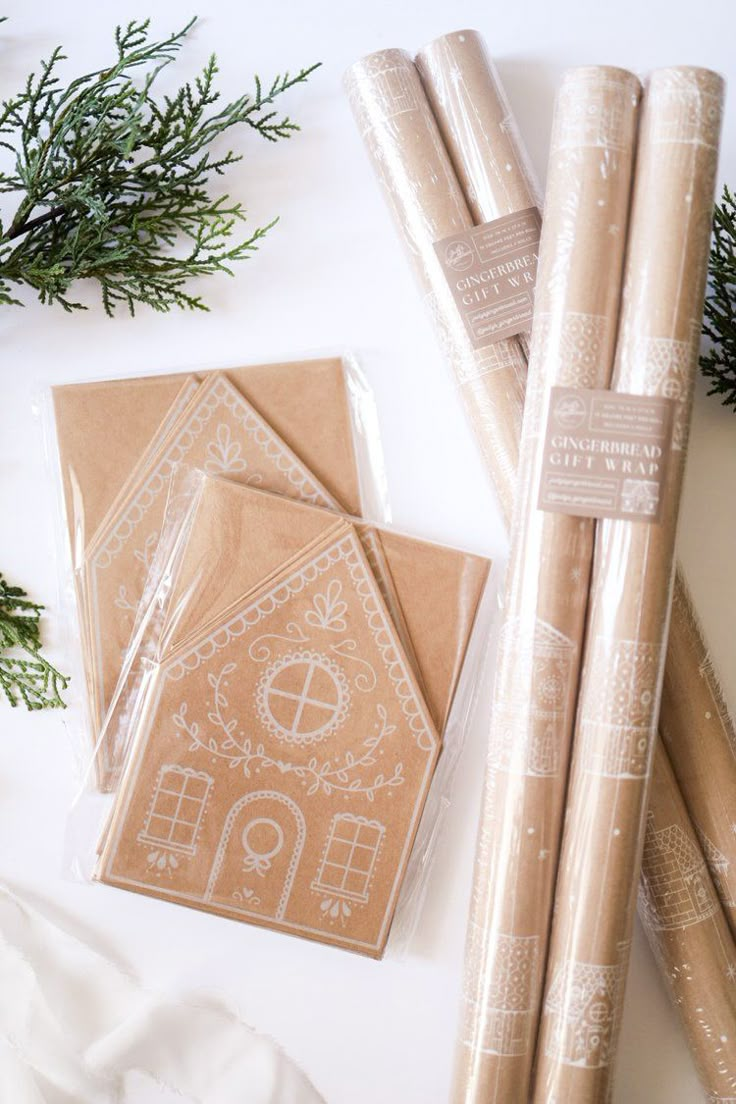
[0,883,325,1104]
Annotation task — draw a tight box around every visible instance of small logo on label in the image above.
[444,240,474,272]
[552,393,587,429]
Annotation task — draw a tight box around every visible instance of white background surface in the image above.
[1,2,735,1101]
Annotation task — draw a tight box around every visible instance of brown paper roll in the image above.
[415,29,540,234]
[640,740,736,1102]
[410,37,734,1096]
[415,30,541,362]
[417,43,736,935]
[533,67,724,1104]
[344,48,527,525]
[452,67,640,1104]
[660,568,736,940]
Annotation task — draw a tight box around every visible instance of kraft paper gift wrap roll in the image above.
[660,569,736,940]
[415,35,736,932]
[451,67,641,1104]
[415,29,540,360]
[533,67,725,1104]
[640,740,736,1104]
[344,48,527,525]
[390,31,734,1097]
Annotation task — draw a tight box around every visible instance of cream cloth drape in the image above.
[0,883,324,1104]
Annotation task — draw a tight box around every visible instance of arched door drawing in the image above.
[205,790,306,920]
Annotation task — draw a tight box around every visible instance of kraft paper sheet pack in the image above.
[53,359,491,953]
[52,358,364,780]
[533,66,725,1104]
[84,372,340,741]
[95,478,489,956]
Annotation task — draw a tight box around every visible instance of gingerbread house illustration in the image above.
[633,334,694,450]
[463,931,539,1057]
[553,78,628,152]
[580,638,661,777]
[544,955,627,1069]
[491,619,576,776]
[640,813,718,930]
[650,79,722,150]
[97,514,441,956]
[697,830,735,909]
[347,52,418,132]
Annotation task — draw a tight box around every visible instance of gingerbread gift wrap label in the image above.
[84,372,340,730]
[97,518,440,955]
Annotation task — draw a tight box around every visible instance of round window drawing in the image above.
[588,1001,609,1026]
[256,650,350,746]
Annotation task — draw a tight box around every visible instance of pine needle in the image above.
[0,575,68,709]
[0,17,319,314]
[701,184,736,411]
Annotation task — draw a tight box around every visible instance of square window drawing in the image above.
[138,765,214,856]
[312,814,385,904]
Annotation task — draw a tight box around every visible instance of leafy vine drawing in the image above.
[133,530,160,572]
[172,663,404,801]
[114,584,137,613]
[248,622,310,662]
[329,639,377,691]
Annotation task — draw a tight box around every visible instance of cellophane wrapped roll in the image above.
[417,32,736,954]
[640,739,736,1102]
[453,67,640,1104]
[415,29,540,360]
[344,48,526,524]
[409,30,735,1092]
[660,568,736,939]
[533,67,725,1104]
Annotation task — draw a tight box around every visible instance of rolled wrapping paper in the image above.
[660,569,736,940]
[414,30,736,1084]
[415,29,541,360]
[533,67,725,1104]
[347,37,732,1096]
[452,67,641,1104]
[344,48,526,525]
[410,33,734,1092]
[640,740,736,1103]
[417,31,736,949]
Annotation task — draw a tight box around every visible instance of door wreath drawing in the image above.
[205,790,306,920]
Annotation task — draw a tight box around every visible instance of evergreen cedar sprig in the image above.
[701,184,736,411]
[0,575,68,709]
[0,18,319,315]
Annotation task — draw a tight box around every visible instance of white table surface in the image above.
[1,1,734,1101]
